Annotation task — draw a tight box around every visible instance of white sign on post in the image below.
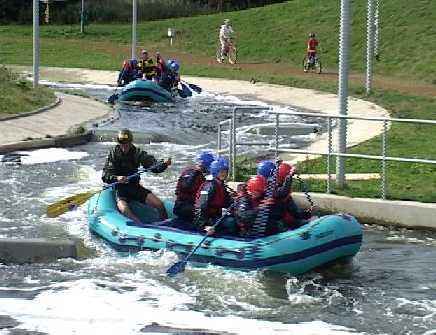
[167,28,175,46]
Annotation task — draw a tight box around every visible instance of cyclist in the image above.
[306,32,319,66]
[218,19,234,63]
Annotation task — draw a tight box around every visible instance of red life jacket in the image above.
[196,178,226,219]
[175,167,205,203]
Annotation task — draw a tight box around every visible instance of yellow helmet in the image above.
[117,129,133,144]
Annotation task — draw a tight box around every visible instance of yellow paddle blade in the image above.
[46,190,99,218]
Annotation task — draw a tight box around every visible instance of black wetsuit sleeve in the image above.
[102,148,118,184]
[194,181,215,228]
[138,151,168,173]
[274,174,293,199]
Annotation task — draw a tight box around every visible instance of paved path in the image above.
[0,92,111,146]
[7,66,389,164]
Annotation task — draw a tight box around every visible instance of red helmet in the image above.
[247,175,267,194]
[277,163,295,184]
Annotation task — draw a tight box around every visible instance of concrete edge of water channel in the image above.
[0,238,78,264]
[230,182,436,231]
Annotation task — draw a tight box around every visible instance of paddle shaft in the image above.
[181,203,236,263]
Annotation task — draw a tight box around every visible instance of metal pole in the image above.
[131,0,137,59]
[217,124,222,154]
[232,108,237,180]
[336,0,351,188]
[80,0,85,34]
[366,0,376,94]
[374,0,380,60]
[381,120,387,200]
[327,117,332,194]
[275,113,279,159]
[33,0,39,88]
[229,117,233,179]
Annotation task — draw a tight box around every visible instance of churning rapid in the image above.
[0,84,435,335]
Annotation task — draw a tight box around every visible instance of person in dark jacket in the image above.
[158,59,180,93]
[193,157,234,234]
[173,150,215,225]
[117,59,139,86]
[137,49,157,80]
[102,129,171,224]
[273,162,312,228]
[234,175,267,236]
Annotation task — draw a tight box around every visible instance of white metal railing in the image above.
[217,107,436,200]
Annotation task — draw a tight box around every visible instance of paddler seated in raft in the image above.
[193,157,236,235]
[102,129,172,225]
[137,49,158,80]
[257,160,312,230]
[158,58,180,93]
[117,59,139,86]
[233,175,268,236]
[171,149,216,229]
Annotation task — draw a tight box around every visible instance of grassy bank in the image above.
[0,66,56,117]
[1,0,435,202]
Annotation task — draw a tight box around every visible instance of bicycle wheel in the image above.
[228,47,237,64]
[216,46,223,63]
[302,56,309,72]
[315,59,322,74]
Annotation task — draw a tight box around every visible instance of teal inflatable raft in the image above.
[87,189,362,274]
[117,79,175,103]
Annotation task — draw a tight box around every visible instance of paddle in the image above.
[166,203,236,277]
[46,167,151,218]
[180,82,192,97]
[181,80,202,94]
[108,93,119,104]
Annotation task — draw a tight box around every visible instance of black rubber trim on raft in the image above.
[93,231,362,270]
[119,86,173,102]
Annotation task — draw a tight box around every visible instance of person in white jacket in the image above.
[218,19,234,63]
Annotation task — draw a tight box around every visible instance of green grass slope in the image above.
[0,0,435,82]
[0,66,55,117]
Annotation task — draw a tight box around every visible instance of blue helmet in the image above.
[167,59,180,73]
[256,160,276,178]
[129,59,138,67]
[194,150,215,171]
[210,157,229,177]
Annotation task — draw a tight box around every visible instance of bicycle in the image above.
[216,38,237,64]
[302,54,322,74]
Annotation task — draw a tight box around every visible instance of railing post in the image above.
[232,108,237,180]
[327,117,332,194]
[275,113,279,159]
[381,119,388,200]
[229,119,233,178]
[217,123,222,154]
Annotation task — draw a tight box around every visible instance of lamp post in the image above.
[80,0,85,34]
[131,0,137,59]
[33,0,40,87]
[336,0,351,188]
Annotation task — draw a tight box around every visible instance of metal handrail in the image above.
[216,107,436,200]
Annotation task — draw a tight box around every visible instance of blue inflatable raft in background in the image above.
[114,79,175,103]
[87,189,363,274]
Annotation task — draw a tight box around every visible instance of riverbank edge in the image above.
[1,78,435,265]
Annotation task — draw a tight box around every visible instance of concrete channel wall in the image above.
[1,79,435,265]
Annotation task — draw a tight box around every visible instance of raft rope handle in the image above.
[295,173,315,210]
